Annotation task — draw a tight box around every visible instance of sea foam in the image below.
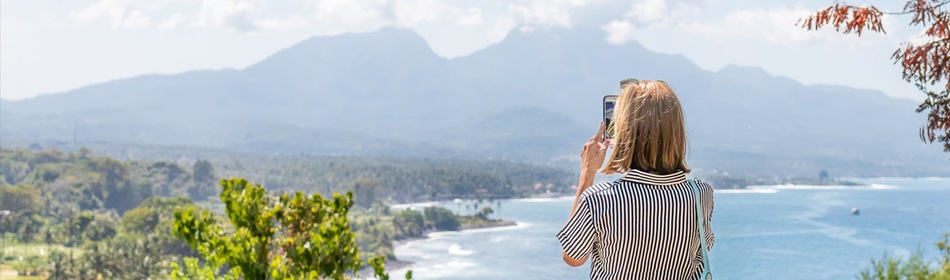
[448,244,475,256]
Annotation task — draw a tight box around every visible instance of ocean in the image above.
[391,178,950,280]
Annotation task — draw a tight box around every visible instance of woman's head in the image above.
[602,80,689,175]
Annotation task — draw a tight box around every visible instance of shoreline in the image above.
[388,219,525,273]
[389,179,912,209]
[392,219,520,248]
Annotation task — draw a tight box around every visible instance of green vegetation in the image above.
[171,178,405,280]
[858,234,950,280]
[198,152,575,202]
[0,147,537,278]
[423,206,460,231]
[0,148,203,278]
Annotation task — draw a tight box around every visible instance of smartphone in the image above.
[603,95,618,140]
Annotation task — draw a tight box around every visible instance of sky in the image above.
[0,0,928,101]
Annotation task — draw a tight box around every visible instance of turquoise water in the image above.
[392,178,950,279]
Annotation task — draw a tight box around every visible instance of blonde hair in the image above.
[601,80,690,175]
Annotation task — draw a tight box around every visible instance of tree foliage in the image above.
[172,178,407,279]
[211,154,573,203]
[475,207,495,220]
[353,179,379,209]
[190,159,218,200]
[0,184,41,211]
[0,148,519,278]
[423,206,459,231]
[858,233,950,280]
[392,209,425,238]
[801,0,950,153]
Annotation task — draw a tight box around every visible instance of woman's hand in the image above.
[565,122,609,224]
[580,122,610,175]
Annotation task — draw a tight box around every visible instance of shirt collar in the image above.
[620,169,687,185]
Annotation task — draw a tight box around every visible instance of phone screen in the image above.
[603,95,618,139]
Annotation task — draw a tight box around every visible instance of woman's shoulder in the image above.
[579,181,615,201]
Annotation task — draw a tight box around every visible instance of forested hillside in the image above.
[0,148,571,277]
[212,154,576,203]
[1,148,575,205]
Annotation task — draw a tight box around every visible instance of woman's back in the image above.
[558,170,714,279]
[557,80,714,279]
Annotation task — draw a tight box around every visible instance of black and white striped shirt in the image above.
[556,169,715,279]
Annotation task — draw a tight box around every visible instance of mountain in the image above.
[1,27,946,176]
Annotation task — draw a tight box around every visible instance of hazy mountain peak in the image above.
[246,27,442,73]
[3,27,946,176]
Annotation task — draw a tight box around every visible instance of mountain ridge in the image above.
[1,27,945,176]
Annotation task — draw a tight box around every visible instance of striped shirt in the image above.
[556,169,715,279]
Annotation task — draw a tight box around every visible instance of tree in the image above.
[423,206,459,231]
[353,179,379,209]
[81,242,120,279]
[172,178,409,279]
[392,209,425,239]
[801,1,950,154]
[475,207,494,220]
[107,233,166,279]
[192,160,215,184]
[189,160,217,201]
[47,250,75,279]
[1,185,45,242]
[0,184,41,211]
[819,170,830,184]
[120,197,195,255]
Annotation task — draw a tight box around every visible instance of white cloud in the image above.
[507,0,575,28]
[623,0,704,27]
[456,7,483,26]
[627,0,667,24]
[121,10,152,29]
[196,0,259,32]
[488,16,518,41]
[312,0,389,28]
[158,12,187,30]
[255,17,311,29]
[393,0,448,27]
[70,0,315,32]
[69,0,152,29]
[674,7,877,46]
[70,0,124,23]
[603,20,634,45]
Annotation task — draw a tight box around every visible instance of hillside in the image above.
[1,27,946,176]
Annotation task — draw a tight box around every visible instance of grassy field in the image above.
[1,243,81,279]
[2,243,81,258]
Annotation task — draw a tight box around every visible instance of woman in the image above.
[556,80,714,279]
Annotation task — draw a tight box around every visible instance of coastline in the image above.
[460,219,518,231]
[388,219,525,273]
[383,179,948,279]
[392,219,520,248]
